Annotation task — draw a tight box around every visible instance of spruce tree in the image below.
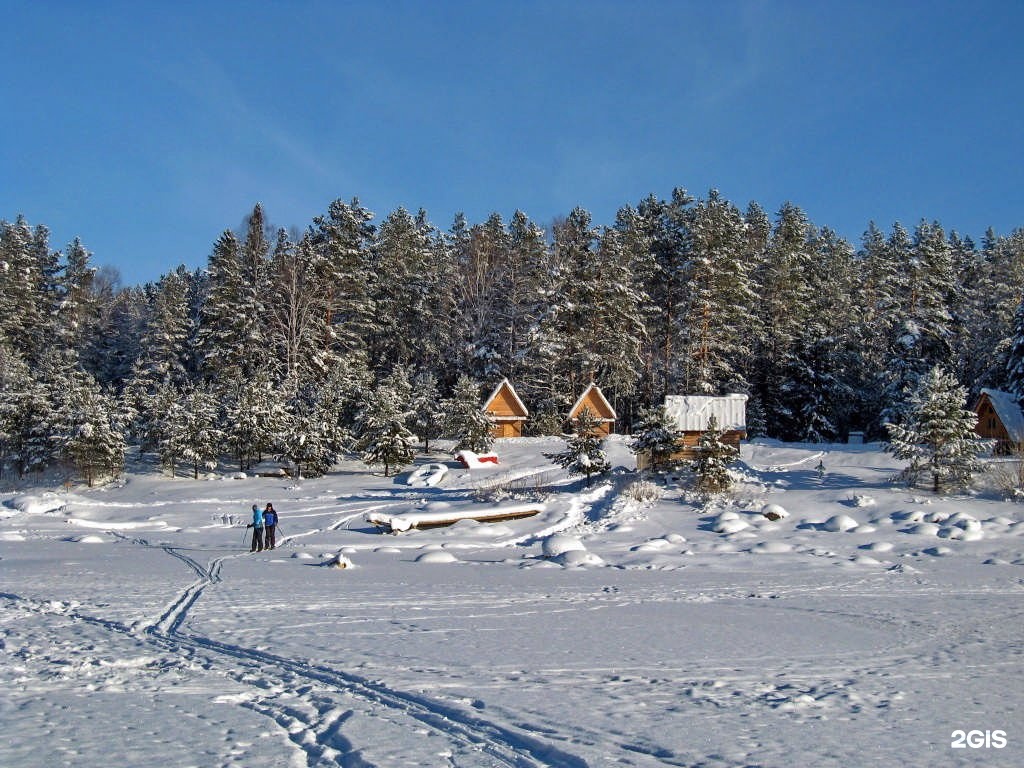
[65,379,126,487]
[691,416,738,492]
[443,375,494,453]
[355,379,416,476]
[1004,294,1024,404]
[885,366,984,493]
[629,405,682,473]
[547,408,610,487]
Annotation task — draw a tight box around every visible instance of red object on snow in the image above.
[479,454,499,464]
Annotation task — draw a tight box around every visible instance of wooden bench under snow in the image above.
[365,502,545,534]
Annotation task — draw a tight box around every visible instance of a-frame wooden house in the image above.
[568,383,616,435]
[482,378,529,438]
[974,388,1024,454]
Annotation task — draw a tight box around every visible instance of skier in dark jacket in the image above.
[247,504,265,552]
[263,503,278,550]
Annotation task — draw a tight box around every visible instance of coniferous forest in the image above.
[2,188,1023,481]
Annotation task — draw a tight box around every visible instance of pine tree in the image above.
[629,405,682,473]
[443,375,494,453]
[309,197,376,356]
[280,399,337,479]
[679,190,756,395]
[176,383,223,479]
[691,415,738,492]
[64,379,126,487]
[885,366,984,493]
[355,379,416,476]
[409,371,444,451]
[1005,294,1024,404]
[547,407,610,487]
[222,369,287,471]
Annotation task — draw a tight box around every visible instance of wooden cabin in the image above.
[568,383,616,435]
[974,388,1024,454]
[637,394,748,471]
[482,378,529,438]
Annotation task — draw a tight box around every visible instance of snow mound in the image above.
[714,516,750,534]
[324,553,354,569]
[761,503,789,520]
[632,537,675,552]
[554,549,605,567]
[850,494,876,507]
[904,522,941,537]
[751,541,794,554]
[543,534,586,558]
[823,514,859,532]
[4,494,65,517]
[416,550,459,564]
[861,541,894,552]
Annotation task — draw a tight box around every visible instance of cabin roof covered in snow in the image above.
[569,383,617,421]
[482,378,529,419]
[979,388,1024,442]
[664,394,748,432]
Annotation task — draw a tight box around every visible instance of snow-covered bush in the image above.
[623,480,663,503]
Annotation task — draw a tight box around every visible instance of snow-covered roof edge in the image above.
[569,383,617,421]
[663,393,748,432]
[482,377,530,418]
[979,388,1024,442]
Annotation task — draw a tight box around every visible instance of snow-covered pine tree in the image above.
[309,197,376,356]
[368,207,442,371]
[177,383,223,479]
[453,212,509,380]
[221,369,287,471]
[753,203,814,439]
[789,227,857,442]
[197,229,247,383]
[0,348,42,477]
[679,190,756,395]
[691,415,738,492]
[547,407,610,487]
[1003,294,1024,405]
[629,405,682,473]
[64,378,126,487]
[963,229,1024,392]
[355,378,416,476]
[156,390,187,477]
[885,366,984,493]
[443,375,494,453]
[880,221,957,429]
[280,400,336,479]
[410,371,444,451]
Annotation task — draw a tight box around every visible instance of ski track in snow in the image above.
[4,501,593,768]
[4,441,1024,767]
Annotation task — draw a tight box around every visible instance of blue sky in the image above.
[2,1,1022,286]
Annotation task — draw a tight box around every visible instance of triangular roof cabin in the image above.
[482,378,529,438]
[974,388,1024,454]
[568,383,616,435]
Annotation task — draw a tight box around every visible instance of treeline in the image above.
[2,188,1023,481]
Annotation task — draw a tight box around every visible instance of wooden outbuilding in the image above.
[568,383,617,435]
[974,388,1024,454]
[482,378,529,438]
[637,394,748,470]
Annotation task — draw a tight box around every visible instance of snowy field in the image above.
[1,437,1022,768]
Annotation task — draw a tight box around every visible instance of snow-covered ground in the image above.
[1,437,1022,767]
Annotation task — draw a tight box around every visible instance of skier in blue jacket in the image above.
[247,504,265,551]
[263,503,278,550]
